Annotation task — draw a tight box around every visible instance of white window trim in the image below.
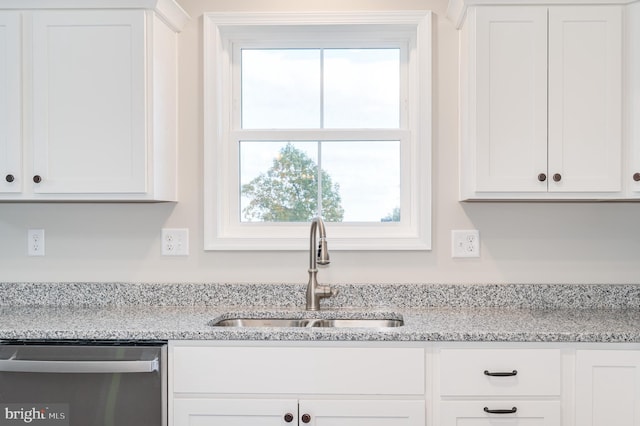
[203,11,432,251]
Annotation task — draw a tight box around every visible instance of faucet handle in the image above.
[315,284,337,300]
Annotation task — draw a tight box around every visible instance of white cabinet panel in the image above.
[575,350,640,426]
[627,2,640,195]
[474,6,548,193]
[31,10,146,194]
[0,11,21,193]
[548,6,622,193]
[172,346,425,395]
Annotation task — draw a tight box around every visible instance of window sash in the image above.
[233,42,408,131]
[203,11,432,251]
[231,132,409,224]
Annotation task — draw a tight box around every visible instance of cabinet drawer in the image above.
[440,400,561,425]
[439,349,561,396]
[173,346,425,395]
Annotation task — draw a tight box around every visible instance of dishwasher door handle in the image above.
[0,358,159,374]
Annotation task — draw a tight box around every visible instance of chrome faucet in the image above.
[305,217,337,311]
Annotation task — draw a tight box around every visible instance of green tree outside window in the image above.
[242,143,345,222]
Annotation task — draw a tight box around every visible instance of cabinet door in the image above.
[173,398,298,426]
[473,6,548,193]
[628,2,640,194]
[31,10,146,194]
[299,400,425,426]
[575,350,640,426]
[548,6,622,193]
[440,401,561,426]
[0,11,21,193]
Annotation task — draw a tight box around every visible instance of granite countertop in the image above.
[1,283,640,343]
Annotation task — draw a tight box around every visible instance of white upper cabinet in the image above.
[0,12,21,193]
[472,6,548,194]
[548,7,622,194]
[628,2,640,197]
[458,3,623,200]
[0,1,188,201]
[31,10,147,195]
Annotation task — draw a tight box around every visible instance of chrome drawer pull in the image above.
[484,407,517,414]
[484,369,517,377]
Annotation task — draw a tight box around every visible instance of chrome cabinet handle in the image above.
[484,369,517,377]
[0,358,159,374]
[484,407,517,414]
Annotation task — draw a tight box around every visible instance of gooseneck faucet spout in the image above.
[305,217,337,311]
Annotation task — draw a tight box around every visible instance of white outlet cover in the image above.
[162,228,189,256]
[451,229,480,258]
[27,228,45,256]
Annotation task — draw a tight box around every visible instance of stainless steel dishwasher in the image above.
[0,340,166,426]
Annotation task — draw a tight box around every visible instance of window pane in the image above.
[240,141,400,223]
[240,141,320,222]
[323,49,400,129]
[242,49,320,129]
[321,141,400,222]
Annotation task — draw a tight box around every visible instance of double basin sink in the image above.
[210,315,403,329]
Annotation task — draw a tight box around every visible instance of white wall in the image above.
[2,0,640,284]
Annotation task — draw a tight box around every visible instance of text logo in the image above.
[0,405,68,426]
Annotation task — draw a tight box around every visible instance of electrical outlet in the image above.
[28,229,45,256]
[452,230,480,258]
[162,228,189,256]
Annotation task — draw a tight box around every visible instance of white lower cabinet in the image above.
[435,346,563,426]
[169,341,640,426]
[575,349,640,426]
[173,398,425,426]
[169,342,426,426]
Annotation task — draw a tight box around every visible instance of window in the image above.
[204,11,431,250]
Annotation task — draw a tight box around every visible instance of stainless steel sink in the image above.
[211,317,403,328]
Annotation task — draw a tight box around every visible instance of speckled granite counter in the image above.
[1,283,640,343]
